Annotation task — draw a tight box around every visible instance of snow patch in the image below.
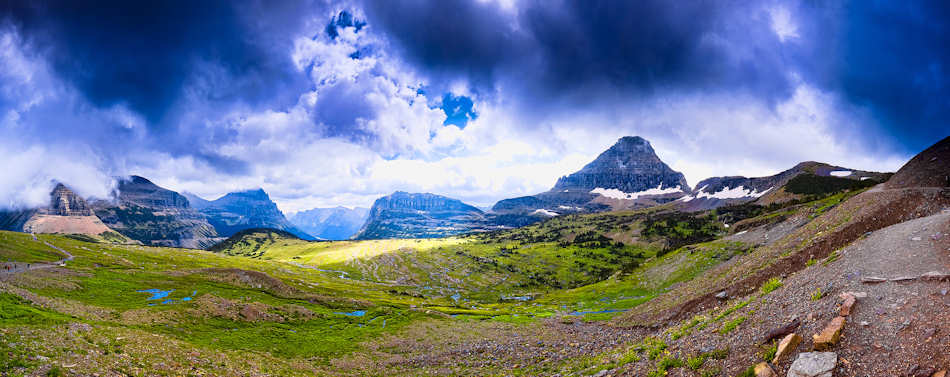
[693,185,773,200]
[860,176,872,181]
[531,209,559,217]
[590,185,683,200]
[830,170,852,177]
[557,205,580,211]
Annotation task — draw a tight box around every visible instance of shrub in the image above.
[811,288,823,301]
[737,365,757,377]
[760,277,783,295]
[719,315,747,335]
[703,348,729,360]
[762,343,778,361]
[701,366,722,377]
[687,355,706,370]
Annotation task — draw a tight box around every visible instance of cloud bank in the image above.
[0,0,945,212]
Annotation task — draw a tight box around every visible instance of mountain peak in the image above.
[552,136,689,193]
[48,183,94,216]
[236,188,270,200]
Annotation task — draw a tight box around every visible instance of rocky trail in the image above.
[0,233,73,275]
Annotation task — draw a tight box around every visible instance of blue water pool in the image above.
[137,289,174,300]
[334,310,367,317]
[567,308,629,316]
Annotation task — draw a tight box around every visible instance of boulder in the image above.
[787,352,837,377]
[932,370,947,377]
[839,293,857,316]
[755,362,777,377]
[861,277,887,283]
[773,333,802,364]
[715,291,729,300]
[812,316,846,351]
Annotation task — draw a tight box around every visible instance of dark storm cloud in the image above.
[361,0,950,151]
[362,0,796,105]
[1,0,317,124]
[833,1,950,152]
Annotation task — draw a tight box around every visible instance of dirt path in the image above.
[0,233,74,276]
[657,209,950,377]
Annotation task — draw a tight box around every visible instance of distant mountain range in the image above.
[1,135,896,243]
[184,189,314,241]
[352,136,891,239]
[288,206,368,240]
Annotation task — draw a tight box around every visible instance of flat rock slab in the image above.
[773,333,802,364]
[813,316,846,351]
[920,271,950,281]
[788,352,837,377]
[861,277,887,283]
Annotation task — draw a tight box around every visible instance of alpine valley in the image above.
[2,134,948,377]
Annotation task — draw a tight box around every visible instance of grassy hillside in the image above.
[0,179,888,376]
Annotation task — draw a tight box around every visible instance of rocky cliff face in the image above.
[492,136,689,221]
[48,183,95,216]
[92,176,220,248]
[288,206,369,240]
[354,192,495,239]
[0,183,129,241]
[194,189,314,241]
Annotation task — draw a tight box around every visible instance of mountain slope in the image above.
[885,135,950,189]
[354,192,493,239]
[193,189,314,241]
[492,136,689,221]
[677,161,890,211]
[288,206,369,240]
[92,176,220,248]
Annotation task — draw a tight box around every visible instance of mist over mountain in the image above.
[288,206,369,240]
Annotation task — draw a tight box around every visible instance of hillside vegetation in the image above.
[5,170,946,376]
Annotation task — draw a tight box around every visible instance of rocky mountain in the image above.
[354,192,495,239]
[92,176,220,248]
[677,161,891,211]
[191,189,314,241]
[288,206,369,240]
[0,183,130,242]
[492,136,690,221]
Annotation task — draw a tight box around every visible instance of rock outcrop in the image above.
[354,192,495,239]
[92,176,220,248]
[0,183,128,241]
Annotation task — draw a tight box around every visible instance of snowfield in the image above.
[679,184,773,202]
[590,185,683,200]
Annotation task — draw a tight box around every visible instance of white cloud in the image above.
[769,5,800,42]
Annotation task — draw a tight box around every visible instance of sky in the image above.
[0,0,947,213]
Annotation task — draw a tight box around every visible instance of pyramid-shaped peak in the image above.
[552,136,689,193]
